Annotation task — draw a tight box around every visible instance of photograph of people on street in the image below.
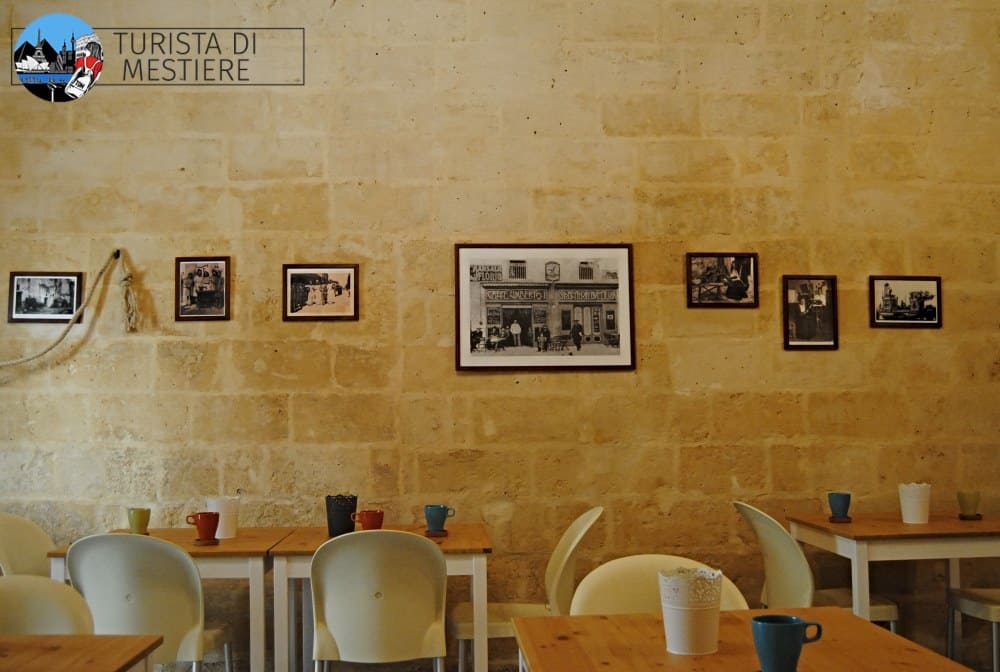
[8,272,83,323]
[282,264,358,321]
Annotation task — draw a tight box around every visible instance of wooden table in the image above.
[512,607,967,671]
[0,634,162,672]
[271,524,493,672]
[787,512,1000,620]
[49,527,295,672]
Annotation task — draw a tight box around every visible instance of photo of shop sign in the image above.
[455,244,635,371]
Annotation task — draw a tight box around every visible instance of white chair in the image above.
[0,574,94,634]
[310,529,448,672]
[947,587,1000,672]
[67,533,232,672]
[0,511,55,576]
[569,554,749,615]
[448,506,603,672]
[733,501,900,631]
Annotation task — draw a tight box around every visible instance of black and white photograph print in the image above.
[8,272,83,323]
[869,275,941,329]
[176,256,230,321]
[686,253,759,308]
[782,275,838,350]
[282,264,359,321]
[455,244,635,371]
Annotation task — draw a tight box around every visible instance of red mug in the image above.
[186,511,220,541]
[351,509,384,530]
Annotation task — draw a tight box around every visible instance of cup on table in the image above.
[958,490,981,518]
[898,482,931,524]
[351,509,384,530]
[752,614,823,672]
[127,507,150,535]
[659,566,723,655]
[186,511,220,541]
[206,495,240,539]
[827,491,851,519]
[424,504,455,533]
[325,494,358,538]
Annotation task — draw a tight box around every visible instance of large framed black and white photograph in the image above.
[869,275,941,329]
[8,272,83,323]
[282,264,359,321]
[455,244,635,371]
[686,252,758,308]
[782,275,838,350]
[176,257,230,321]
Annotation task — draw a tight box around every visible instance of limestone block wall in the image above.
[1,1,998,670]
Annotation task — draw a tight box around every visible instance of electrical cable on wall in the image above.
[0,248,138,369]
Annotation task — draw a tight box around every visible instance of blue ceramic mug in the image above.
[424,504,456,532]
[827,491,851,519]
[752,614,822,672]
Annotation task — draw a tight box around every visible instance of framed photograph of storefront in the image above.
[8,272,83,323]
[686,252,759,307]
[782,275,838,350]
[455,244,635,371]
[176,256,230,321]
[868,275,941,328]
[282,264,359,321]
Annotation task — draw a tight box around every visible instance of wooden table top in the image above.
[270,523,493,556]
[513,607,966,671]
[48,527,297,558]
[787,512,1000,540]
[0,634,162,672]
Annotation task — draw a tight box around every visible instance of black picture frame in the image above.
[176,256,230,321]
[868,275,942,328]
[686,252,759,308]
[782,275,838,350]
[282,264,359,321]
[8,272,84,323]
[455,244,635,371]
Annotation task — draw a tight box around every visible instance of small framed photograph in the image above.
[782,275,838,350]
[176,257,230,321]
[8,272,84,323]
[282,264,359,321]
[686,253,759,308]
[869,275,941,328]
[455,244,635,371]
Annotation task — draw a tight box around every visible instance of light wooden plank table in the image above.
[512,607,967,672]
[271,523,493,672]
[787,512,1000,619]
[49,527,296,672]
[0,634,162,672]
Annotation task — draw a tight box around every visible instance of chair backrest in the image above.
[0,575,94,634]
[310,529,447,664]
[67,533,205,666]
[0,512,55,576]
[733,501,814,608]
[543,506,604,615]
[569,554,749,615]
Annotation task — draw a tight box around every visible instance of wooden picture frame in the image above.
[282,264,359,321]
[869,275,941,328]
[782,275,838,350]
[455,244,635,371]
[686,252,759,308]
[176,257,230,321]
[8,272,84,323]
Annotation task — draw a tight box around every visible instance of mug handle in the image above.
[802,622,822,644]
[350,512,360,522]
[446,507,456,517]
[185,514,197,525]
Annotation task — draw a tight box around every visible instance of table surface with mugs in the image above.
[787,512,1000,620]
[270,523,493,672]
[49,527,296,672]
[0,634,163,672]
[511,607,968,672]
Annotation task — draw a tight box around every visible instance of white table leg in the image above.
[249,558,266,672]
[273,557,289,672]
[949,557,962,655]
[471,554,489,672]
[302,579,314,672]
[518,648,529,672]
[850,541,872,620]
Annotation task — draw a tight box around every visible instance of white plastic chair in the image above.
[310,529,448,672]
[67,533,232,672]
[0,574,94,634]
[448,506,603,672]
[733,501,899,631]
[569,554,749,615]
[947,587,1000,672]
[0,511,55,576]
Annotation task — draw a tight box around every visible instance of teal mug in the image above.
[752,614,822,672]
[424,504,455,532]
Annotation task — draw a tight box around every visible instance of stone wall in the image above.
[1,1,997,670]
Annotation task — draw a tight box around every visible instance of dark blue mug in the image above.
[752,614,822,672]
[424,504,455,532]
[827,491,851,519]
